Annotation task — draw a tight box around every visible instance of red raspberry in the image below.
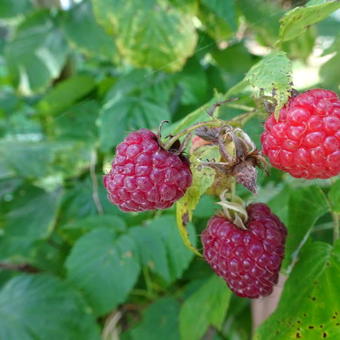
[261,89,340,179]
[201,203,287,298]
[103,129,192,212]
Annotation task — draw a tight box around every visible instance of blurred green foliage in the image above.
[0,0,339,339]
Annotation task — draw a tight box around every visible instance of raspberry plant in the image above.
[0,1,340,340]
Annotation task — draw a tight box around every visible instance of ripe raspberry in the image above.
[261,89,340,179]
[104,129,192,212]
[201,203,287,298]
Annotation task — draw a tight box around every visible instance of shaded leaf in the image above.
[37,75,96,115]
[62,1,117,61]
[127,297,180,340]
[5,10,68,94]
[0,274,100,340]
[180,275,232,340]
[0,185,62,260]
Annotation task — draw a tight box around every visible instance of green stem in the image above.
[225,103,254,111]
[163,120,221,150]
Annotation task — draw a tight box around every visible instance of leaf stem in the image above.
[0,262,39,273]
[163,120,221,150]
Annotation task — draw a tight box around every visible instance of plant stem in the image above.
[163,120,221,150]
[0,262,39,273]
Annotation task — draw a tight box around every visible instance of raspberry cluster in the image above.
[261,89,340,179]
[104,129,192,212]
[201,203,287,298]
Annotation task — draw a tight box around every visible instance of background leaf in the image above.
[0,274,100,340]
[279,0,340,42]
[66,228,140,316]
[180,275,232,340]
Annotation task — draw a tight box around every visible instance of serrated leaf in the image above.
[255,240,340,340]
[99,95,170,151]
[0,185,62,260]
[92,0,197,71]
[60,215,126,243]
[66,228,140,316]
[62,1,117,61]
[5,10,68,95]
[282,185,328,269]
[126,297,180,340]
[147,215,196,280]
[0,274,100,340]
[244,52,292,119]
[176,145,220,256]
[129,226,171,283]
[37,75,96,115]
[329,179,340,213]
[279,0,340,42]
[180,276,231,340]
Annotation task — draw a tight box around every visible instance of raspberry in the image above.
[104,129,192,212]
[261,89,340,179]
[201,203,287,298]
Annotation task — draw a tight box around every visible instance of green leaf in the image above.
[329,179,340,213]
[0,141,93,181]
[52,100,99,143]
[176,145,220,256]
[279,0,340,42]
[0,274,100,340]
[255,241,340,340]
[199,1,235,42]
[37,75,96,115]
[201,0,237,31]
[92,0,197,71]
[60,215,126,243]
[0,185,62,260]
[62,1,117,61]
[180,276,232,340]
[5,10,68,95]
[238,0,283,46]
[244,52,292,118]
[66,228,140,316]
[127,297,180,340]
[0,0,32,18]
[282,185,328,269]
[146,215,196,280]
[99,95,170,151]
[129,215,196,283]
[129,226,171,283]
